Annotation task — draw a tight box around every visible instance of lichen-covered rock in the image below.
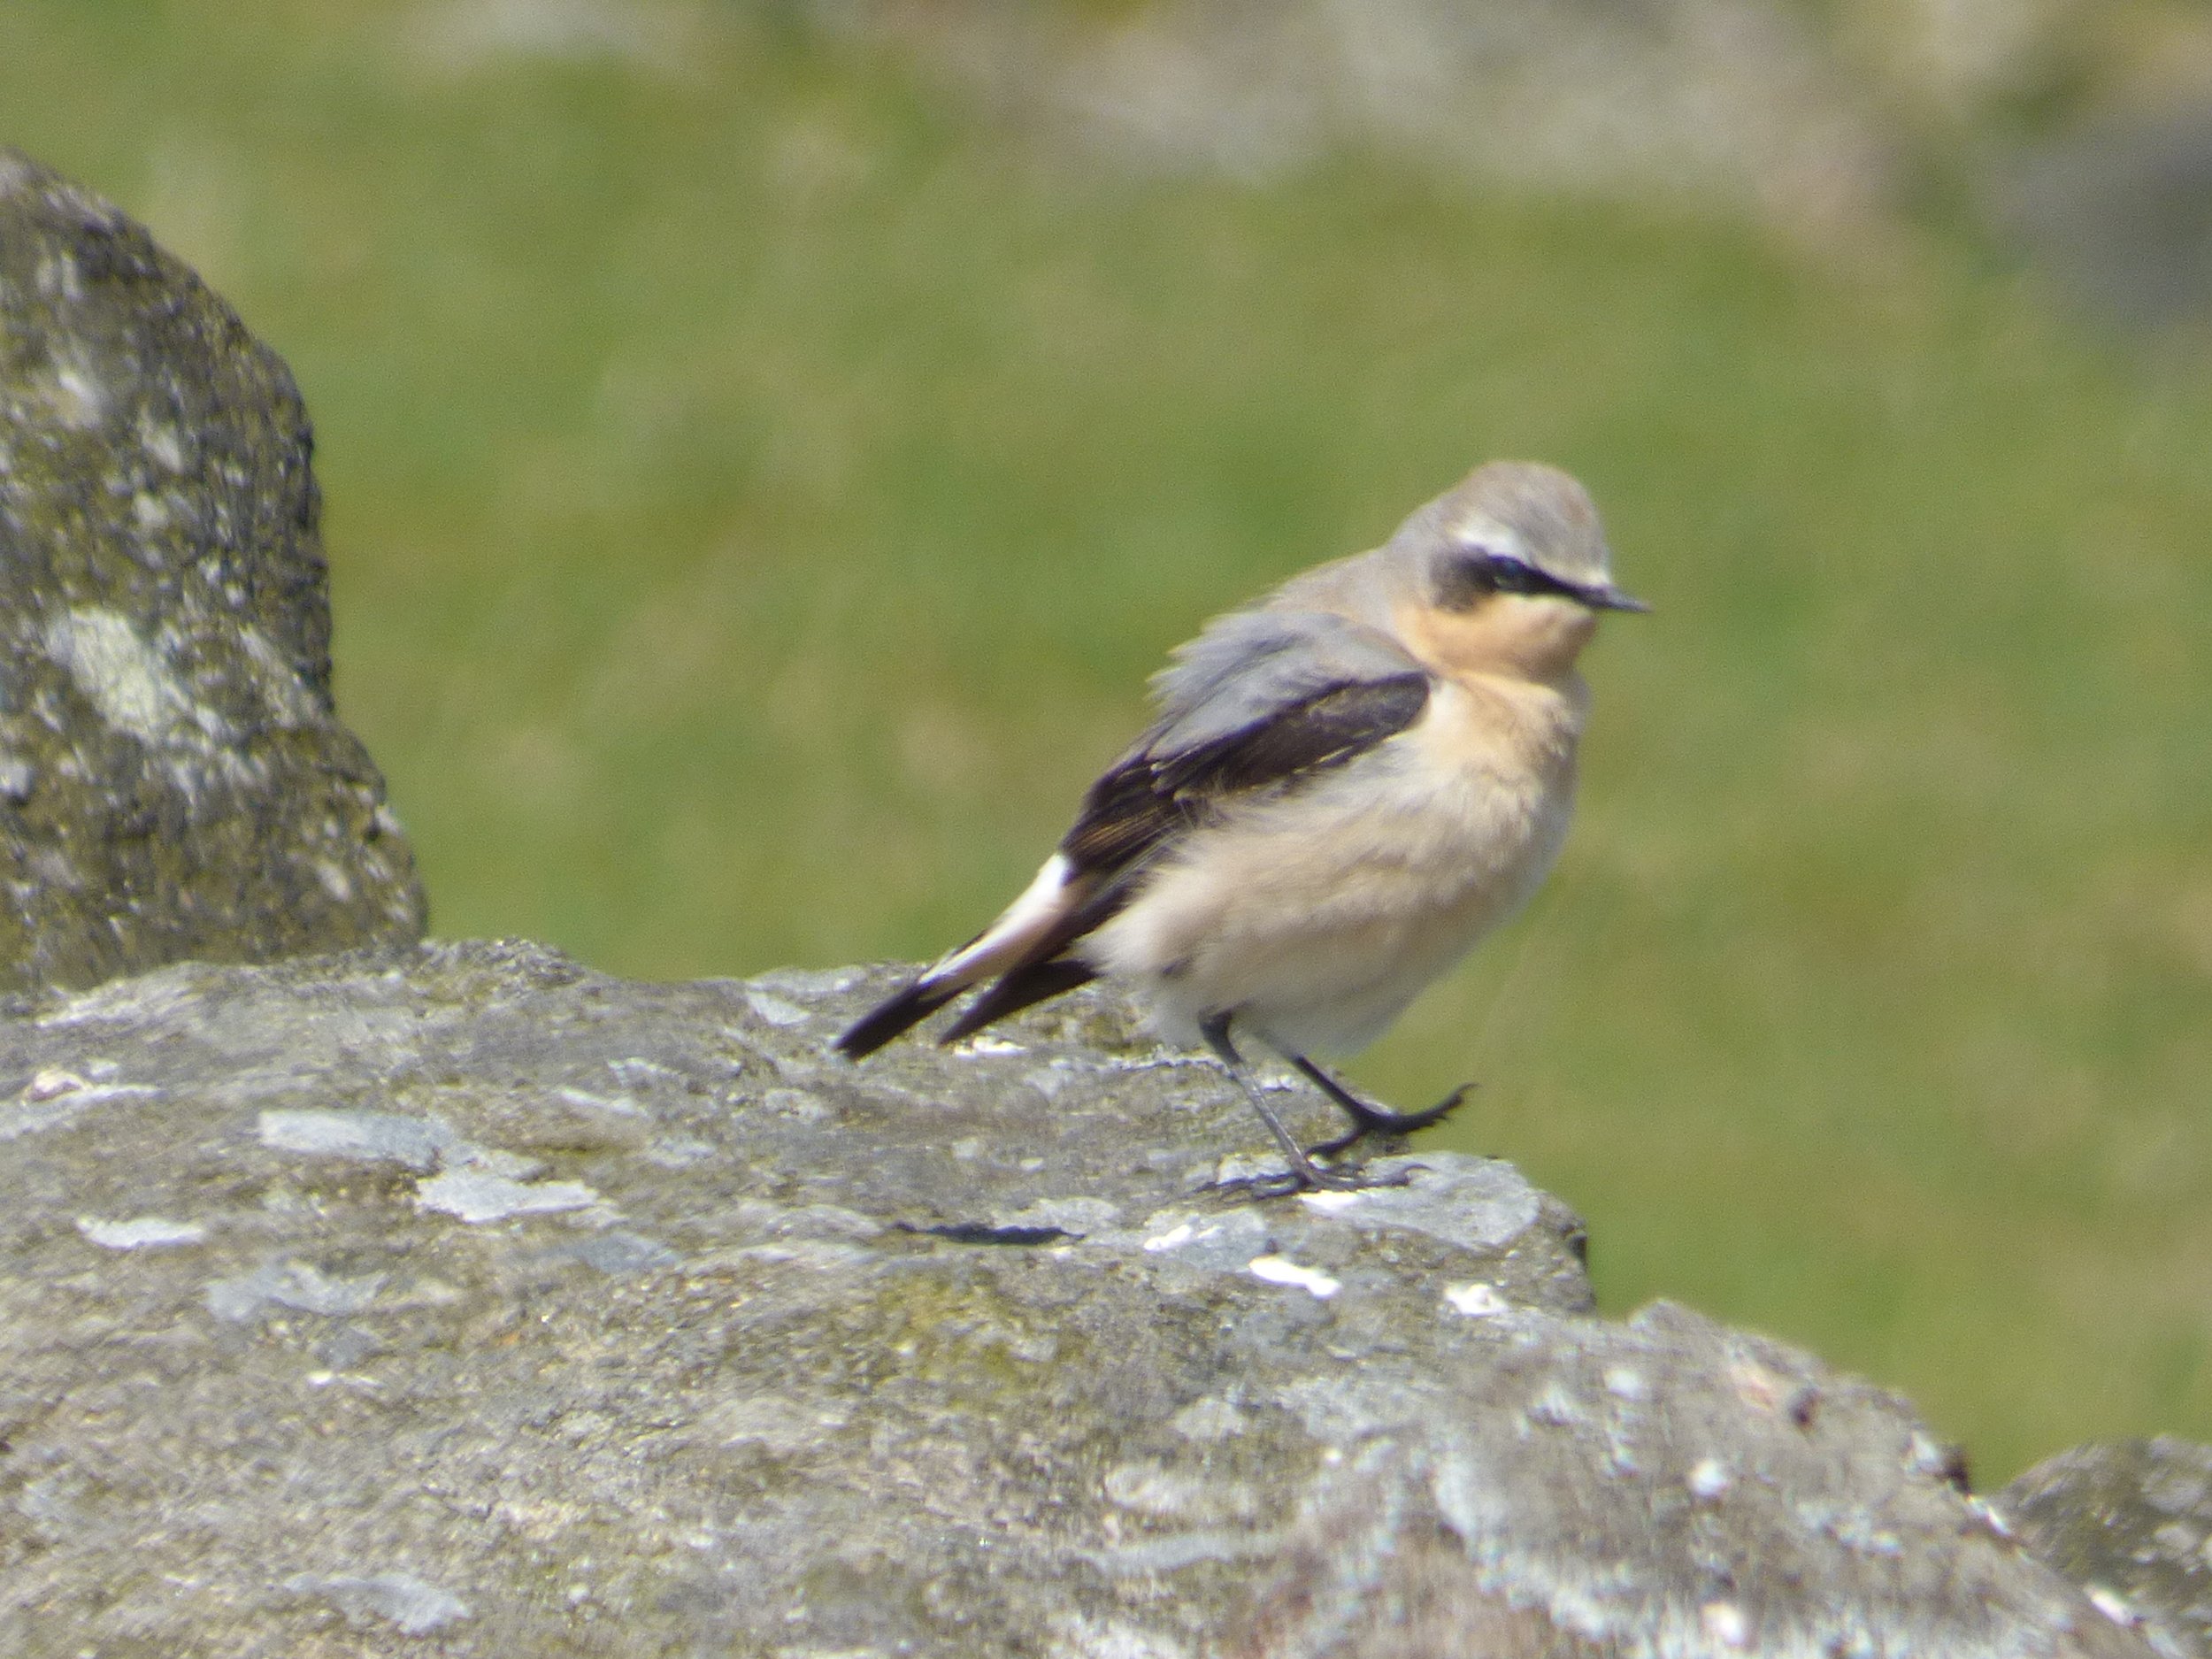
[0,945,2157,1655]
[0,148,424,999]
[2001,1438,2212,1658]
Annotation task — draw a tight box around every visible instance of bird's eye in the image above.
[1440,548,1552,609]
[1486,557,1542,595]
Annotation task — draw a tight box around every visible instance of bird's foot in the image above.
[1307,1081,1474,1162]
[1205,1154,1417,1203]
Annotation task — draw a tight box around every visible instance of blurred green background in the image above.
[9,0,2212,1486]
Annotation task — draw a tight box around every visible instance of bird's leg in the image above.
[1198,1017,1391,1196]
[1288,1054,1472,1161]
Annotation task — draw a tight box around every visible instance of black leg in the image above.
[1288,1055,1472,1160]
[1198,1016,1385,1196]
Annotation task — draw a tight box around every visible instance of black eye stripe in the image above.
[1439,552,1586,608]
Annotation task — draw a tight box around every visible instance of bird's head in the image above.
[1390,460,1646,682]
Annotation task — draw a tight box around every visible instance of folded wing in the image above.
[835,610,1432,1056]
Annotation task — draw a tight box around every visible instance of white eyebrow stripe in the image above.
[1447,518,1532,560]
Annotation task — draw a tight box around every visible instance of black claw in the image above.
[1203,1171,1310,1202]
[1287,1055,1477,1160]
[1212,1177,1310,1203]
[1205,1157,1417,1203]
[1306,1081,1475,1162]
[1356,1080,1473,1133]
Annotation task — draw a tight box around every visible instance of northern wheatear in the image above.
[837,461,1646,1193]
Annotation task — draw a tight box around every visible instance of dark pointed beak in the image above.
[1582,583,1652,614]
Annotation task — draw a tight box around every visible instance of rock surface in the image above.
[0,148,424,1000]
[2000,111,2212,327]
[0,943,2160,1656]
[2001,1438,2212,1659]
[809,0,1891,241]
[801,0,2212,311]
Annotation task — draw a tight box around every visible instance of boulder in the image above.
[2001,1437,2212,1659]
[803,0,1891,242]
[2000,108,2212,327]
[0,944,2159,1655]
[0,148,425,1000]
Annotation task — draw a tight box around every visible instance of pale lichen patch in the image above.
[1445,1281,1510,1317]
[1170,1397,1249,1442]
[138,411,188,472]
[34,247,83,301]
[42,607,196,745]
[1248,1254,1340,1299]
[1103,1460,1257,1524]
[283,1572,470,1637]
[749,965,862,999]
[46,354,106,429]
[258,1108,456,1171]
[699,1394,849,1454]
[1603,1364,1650,1402]
[1525,1380,1586,1427]
[1688,1456,1733,1500]
[77,1215,207,1250]
[204,1259,386,1322]
[236,624,323,726]
[1700,1600,1750,1647]
[414,1169,601,1224]
[1048,1614,1192,1659]
[743,988,811,1027]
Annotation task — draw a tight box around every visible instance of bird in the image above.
[835,460,1646,1194]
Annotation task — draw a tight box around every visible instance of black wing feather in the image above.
[1060,672,1431,879]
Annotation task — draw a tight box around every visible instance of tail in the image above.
[936,956,1097,1045]
[835,854,1095,1058]
[833,977,969,1059]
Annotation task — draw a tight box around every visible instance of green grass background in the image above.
[10,1,2212,1485]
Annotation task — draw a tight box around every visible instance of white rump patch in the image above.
[931,853,1075,985]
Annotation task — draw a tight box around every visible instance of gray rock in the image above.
[0,148,425,999]
[800,0,1895,241]
[1999,106,2212,327]
[0,942,2160,1655]
[794,0,2212,303]
[2001,1438,2212,1659]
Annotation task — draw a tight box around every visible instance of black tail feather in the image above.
[937,957,1097,1046]
[840,878,1127,1061]
[834,977,964,1058]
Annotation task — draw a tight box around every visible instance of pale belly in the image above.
[1080,685,1579,1056]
